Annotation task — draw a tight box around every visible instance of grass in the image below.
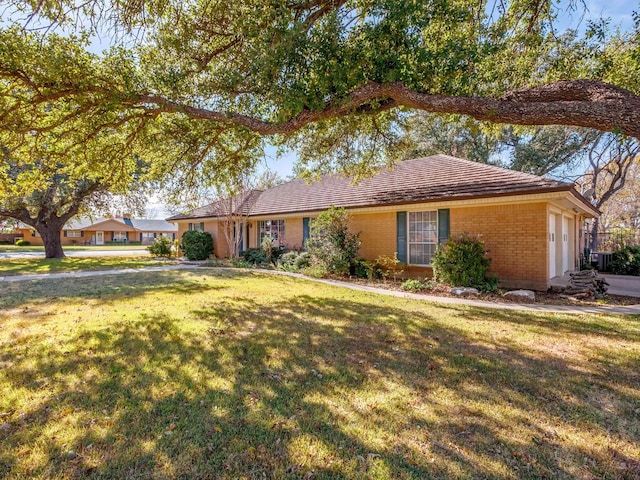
[0,245,147,253]
[0,269,639,479]
[0,256,172,276]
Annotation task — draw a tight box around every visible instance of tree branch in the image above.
[125,79,640,139]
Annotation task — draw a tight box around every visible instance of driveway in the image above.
[550,271,640,298]
[600,274,640,298]
[0,249,146,259]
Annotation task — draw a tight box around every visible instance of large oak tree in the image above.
[0,100,150,258]
[0,0,639,177]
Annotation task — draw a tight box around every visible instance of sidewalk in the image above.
[1,265,639,315]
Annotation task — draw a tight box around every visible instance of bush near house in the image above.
[241,248,268,266]
[15,239,31,246]
[147,236,173,258]
[431,233,498,292]
[306,206,361,276]
[609,245,640,276]
[180,231,214,261]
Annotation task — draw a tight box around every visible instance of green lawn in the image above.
[0,270,638,479]
[0,256,172,276]
[0,245,147,253]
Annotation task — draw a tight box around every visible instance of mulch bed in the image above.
[342,277,640,307]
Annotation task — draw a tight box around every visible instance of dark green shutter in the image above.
[63,230,67,237]
[302,217,310,248]
[397,211,407,263]
[437,209,450,244]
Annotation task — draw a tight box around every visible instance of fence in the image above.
[587,229,640,253]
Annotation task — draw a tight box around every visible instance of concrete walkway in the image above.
[2,264,639,315]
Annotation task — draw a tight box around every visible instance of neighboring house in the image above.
[17,217,178,246]
[168,155,598,290]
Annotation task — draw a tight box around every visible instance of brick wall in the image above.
[350,211,397,260]
[450,203,548,290]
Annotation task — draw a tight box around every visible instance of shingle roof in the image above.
[63,217,112,229]
[130,219,178,232]
[168,190,263,220]
[168,155,579,220]
[61,217,177,232]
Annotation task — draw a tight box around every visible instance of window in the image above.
[408,211,437,265]
[65,230,82,238]
[188,222,205,232]
[113,231,128,241]
[141,232,155,239]
[31,230,41,237]
[258,220,285,247]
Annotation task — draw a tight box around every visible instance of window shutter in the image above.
[200,222,205,231]
[302,217,310,248]
[438,209,450,244]
[80,231,84,237]
[63,230,67,237]
[396,212,407,263]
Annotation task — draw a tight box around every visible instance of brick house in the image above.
[168,155,598,290]
[18,217,178,246]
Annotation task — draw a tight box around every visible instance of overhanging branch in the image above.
[126,79,640,139]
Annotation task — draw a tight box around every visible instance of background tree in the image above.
[211,176,261,259]
[0,100,150,258]
[403,113,640,252]
[576,135,640,251]
[0,1,639,183]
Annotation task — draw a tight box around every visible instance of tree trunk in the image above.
[39,224,66,258]
[589,217,599,253]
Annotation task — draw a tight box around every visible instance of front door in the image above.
[96,231,104,246]
[549,215,556,278]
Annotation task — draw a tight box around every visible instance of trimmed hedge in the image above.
[431,233,497,292]
[180,231,214,260]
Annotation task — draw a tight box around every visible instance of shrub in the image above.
[301,264,329,278]
[242,247,267,265]
[180,231,214,260]
[147,236,173,258]
[0,240,11,245]
[261,236,276,264]
[373,254,403,281]
[277,251,312,272]
[352,258,372,279]
[231,258,254,268]
[15,239,31,246]
[306,206,361,276]
[278,251,299,271]
[431,233,497,292]
[609,246,640,276]
[401,279,424,291]
[294,251,312,270]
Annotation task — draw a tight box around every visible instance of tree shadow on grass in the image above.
[0,270,238,310]
[1,284,639,478]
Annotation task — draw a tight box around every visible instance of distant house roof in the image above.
[63,217,177,232]
[168,155,595,221]
[130,219,178,232]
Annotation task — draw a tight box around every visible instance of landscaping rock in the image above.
[503,290,536,302]
[450,287,479,297]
